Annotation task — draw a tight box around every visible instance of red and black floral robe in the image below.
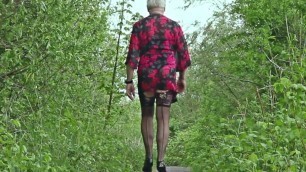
[126,13,191,95]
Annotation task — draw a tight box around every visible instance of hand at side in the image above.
[177,78,186,93]
[126,83,135,100]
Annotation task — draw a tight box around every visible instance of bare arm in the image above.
[177,69,187,93]
[126,65,134,81]
[178,70,186,80]
[125,65,135,100]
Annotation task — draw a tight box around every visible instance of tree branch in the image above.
[0,66,29,81]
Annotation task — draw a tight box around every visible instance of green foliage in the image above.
[168,0,305,171]
[1,0,305,171]
[0,0,143,171]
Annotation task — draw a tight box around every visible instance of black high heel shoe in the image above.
[157,161,167,172]
[142,158,153,172]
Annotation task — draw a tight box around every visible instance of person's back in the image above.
[127,13,190,94]
[133,14,181,55]
[125,1,191,172]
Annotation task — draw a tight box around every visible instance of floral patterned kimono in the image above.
[125,13,191,100]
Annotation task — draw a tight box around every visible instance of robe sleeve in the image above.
[175,26,191,72]
[125,24,140,69]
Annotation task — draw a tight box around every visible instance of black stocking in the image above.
[156,105,170,161]
[141,97,154,159]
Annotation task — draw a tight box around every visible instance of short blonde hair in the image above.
[147,0,166,10]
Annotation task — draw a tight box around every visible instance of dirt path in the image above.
[154,166,191,172]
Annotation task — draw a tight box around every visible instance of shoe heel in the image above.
[157,161,167,172]
[142,158,153,172]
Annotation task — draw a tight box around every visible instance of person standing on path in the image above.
[125,0,191,171]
